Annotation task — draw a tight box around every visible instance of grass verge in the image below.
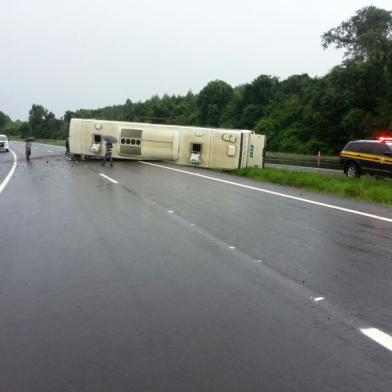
[232,167,392,207]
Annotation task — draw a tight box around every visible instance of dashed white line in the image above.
[360,328,392,352]
[311,297,325,302]
[140,162,392,224]
[168,210,174,213]
[0,149,17,195]
[48,150,54,153]
[229,246,236,249]
[99,173,119,184]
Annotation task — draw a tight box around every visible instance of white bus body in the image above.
[69,118,266,170]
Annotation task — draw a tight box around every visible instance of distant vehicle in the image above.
[69,119,266,170]
[0,134,9,152]
[340,138,392,178]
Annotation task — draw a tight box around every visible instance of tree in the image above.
[28,104,61,139]
[0,111,11,130]
[322,6,392,63]
[197,80,233,126]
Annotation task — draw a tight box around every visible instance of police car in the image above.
[340,138,392,178]
[0,134,9,152]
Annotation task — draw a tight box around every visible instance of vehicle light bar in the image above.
[378,137,392,142]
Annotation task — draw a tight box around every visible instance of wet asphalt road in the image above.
[1,142,392,392]
[0,149,13,183]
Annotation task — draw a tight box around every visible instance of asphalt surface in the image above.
[1,141,392,392]
[0,149,14,183]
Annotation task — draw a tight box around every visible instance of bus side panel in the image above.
[239,132,250,168]
[141,129,179,160]
[176,130,212,168]
[209,132,240,170]
[69,119,83,154]
[246,134,265,168]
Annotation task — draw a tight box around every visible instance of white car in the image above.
[0,134,9,152]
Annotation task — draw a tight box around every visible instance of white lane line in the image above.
[360,328,392,352]
[168,210,174,213]
[99,173,119,184]
[0,149,17,195]
[48,150,54,153]
[310,296,325,302]
[229,246,236,249]
[140,162,392,224]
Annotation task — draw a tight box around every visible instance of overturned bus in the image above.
[69,118,266,170]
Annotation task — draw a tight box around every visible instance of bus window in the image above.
[191,143,202,153]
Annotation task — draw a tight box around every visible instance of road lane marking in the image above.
[140,162,392,224]
[168,210,174,213]
[310,296,325,302]
[99,173,119,184]
[229,246,236,249]
[48,150,54,153]
[0,149,17,195]
[360,328,392,352]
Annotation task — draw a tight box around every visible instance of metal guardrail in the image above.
[265,153,340,170]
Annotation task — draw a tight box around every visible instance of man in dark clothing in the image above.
[25,141,32,161]
[102,141,113,166]
[65,137,70,157]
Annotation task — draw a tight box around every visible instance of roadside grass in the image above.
[232,167,392,207]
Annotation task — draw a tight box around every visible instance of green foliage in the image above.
[28,104,62,139]
[0,111,11,130]
[322,6,392,63]
[197,80,233,126]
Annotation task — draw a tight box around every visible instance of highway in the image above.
[1,141,392,392]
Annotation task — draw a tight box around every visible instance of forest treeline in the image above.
[1,6,391,155]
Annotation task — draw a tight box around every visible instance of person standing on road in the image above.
[102,141,113,167]
[65,137,70,157]
[25,141,32,161]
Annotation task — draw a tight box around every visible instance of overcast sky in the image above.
[1,0,391,120]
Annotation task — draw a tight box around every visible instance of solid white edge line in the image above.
[140,162,392,224]
[360,328,392,352]
[0,149,17,195]
[99,173,119,184]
